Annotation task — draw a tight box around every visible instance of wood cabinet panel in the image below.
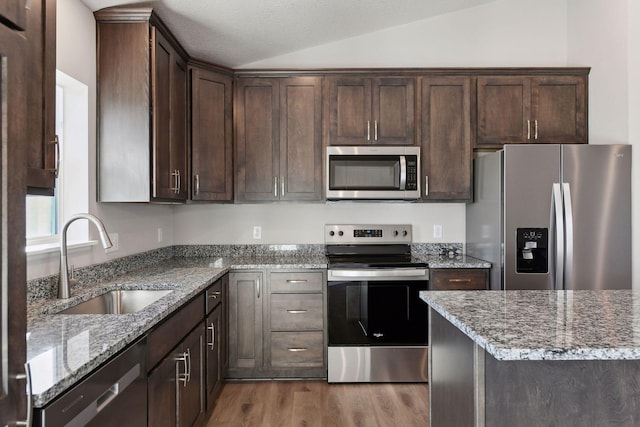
[179,324,205,427]
[270,331,324,368]
[190,66,233,201]
[270,293,324,331]
[531,76,587,144]
[0,0,26,30]
[235,78,279,201]
[147,294,204,370]
[205,305,223,412]
[477,74,587,148]
[147,348,178,427]
[279,77,323,201]
[373,78,415,145]
[228,271,264,370]
[236,77,322,202]
[327,76,414,145]
[430,269,488,291]
[95,7,188,202]
[0,20,27,424]
[420,76,472,201]
[26,0,56,194]
[270,271,323,292]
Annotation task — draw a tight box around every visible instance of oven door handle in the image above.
[329,268,429,279]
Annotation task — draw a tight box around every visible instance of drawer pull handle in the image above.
[209,291,221,299]
[287,309,307,314]
[287,348,308,352]
[286,279,308,284]
[448,279,472,283]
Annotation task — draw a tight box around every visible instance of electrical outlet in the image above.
[433,224,443,239]
[157,227,163,243]
[106,233,119,253]
[253,226,262,239]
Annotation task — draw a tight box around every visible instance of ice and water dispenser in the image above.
[516,228,548,273]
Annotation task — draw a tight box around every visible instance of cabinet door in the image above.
[327,77,372,145]
[228,272,264,370]
[190,67,233,201]
[477,76,531,148]
[420,77,472,201]
[279,77,323,201]
[152,29,174,199]
[147,349,178,427]
[235,78,280,201]
[26,0,57,194]
[531,76,587,144]
[0,0,26,30]
[372,77,415,145]
[178,324,205,427]
[152,28,187,201]
[205,305,222,412]
[170,54,188,199]
[0,22,27,426]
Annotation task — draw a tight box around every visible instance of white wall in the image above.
[27,0,174,280]
[239,0,567,68]
[628,0,640,287]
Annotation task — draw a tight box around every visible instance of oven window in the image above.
[328,280,428,345]
[328,155,400,190]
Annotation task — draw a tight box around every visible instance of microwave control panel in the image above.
[405,156,418,190]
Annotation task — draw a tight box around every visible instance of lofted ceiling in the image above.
[81,0,498,68]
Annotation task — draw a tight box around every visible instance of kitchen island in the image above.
[420,290,640,427]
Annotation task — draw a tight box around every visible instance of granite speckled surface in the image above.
[26,245,489,408]
[420,290,640,361]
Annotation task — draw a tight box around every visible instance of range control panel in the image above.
[325,224,412,245]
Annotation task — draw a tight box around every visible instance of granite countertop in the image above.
[27,252,488,408]
[420,289,640,362]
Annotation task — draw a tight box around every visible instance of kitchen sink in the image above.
[57,289,173,315]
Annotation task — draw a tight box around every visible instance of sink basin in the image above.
[58,289,173,315]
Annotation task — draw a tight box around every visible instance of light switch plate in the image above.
[433,224,443,239]
[253,226,262,239]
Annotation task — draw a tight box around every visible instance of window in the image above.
[26,71,89,252]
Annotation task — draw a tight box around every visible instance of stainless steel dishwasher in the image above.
[35,339,147,426]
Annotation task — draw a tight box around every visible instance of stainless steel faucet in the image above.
[58,213,113,299]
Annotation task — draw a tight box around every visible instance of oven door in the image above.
[327,268,429,346]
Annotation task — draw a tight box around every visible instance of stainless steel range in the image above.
[325,224,429,383]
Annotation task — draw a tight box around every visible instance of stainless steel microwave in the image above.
[326,146,421,200]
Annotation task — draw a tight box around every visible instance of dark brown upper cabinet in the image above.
[26,0,57,195]
[0,14,28,424]
[476,73,587,148]
[0,0,26,30]
[189,64,233,202]
[326,77,415,146]
[95,6,188,202]
[235,76,322,202]
[419,76,473,202]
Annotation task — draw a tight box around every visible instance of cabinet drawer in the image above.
[271,293,323,331]
[147,294,205,370]
[430,269,488,290]
[205,277,223,314]
[270,331,324,368]
[270,271,323,292]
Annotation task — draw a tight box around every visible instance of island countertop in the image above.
[420,289,640,361]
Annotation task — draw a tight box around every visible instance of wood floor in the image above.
[206,381,429,427]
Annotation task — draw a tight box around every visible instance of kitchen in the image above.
[2,0,640,425]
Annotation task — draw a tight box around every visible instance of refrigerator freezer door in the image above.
[561,145,632,290]
[503,145,561,290]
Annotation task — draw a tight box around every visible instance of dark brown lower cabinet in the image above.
[205,305,223,411]
[148,323,205,427]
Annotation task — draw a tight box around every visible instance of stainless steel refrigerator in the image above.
[466,144,631,291]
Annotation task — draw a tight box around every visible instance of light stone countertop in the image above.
[27,253,489,408]
[420,289,640,361]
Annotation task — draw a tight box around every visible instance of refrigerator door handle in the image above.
[551,183,564,290]
[562,183,574,288]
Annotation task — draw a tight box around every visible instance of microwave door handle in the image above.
[399,156,407,190]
